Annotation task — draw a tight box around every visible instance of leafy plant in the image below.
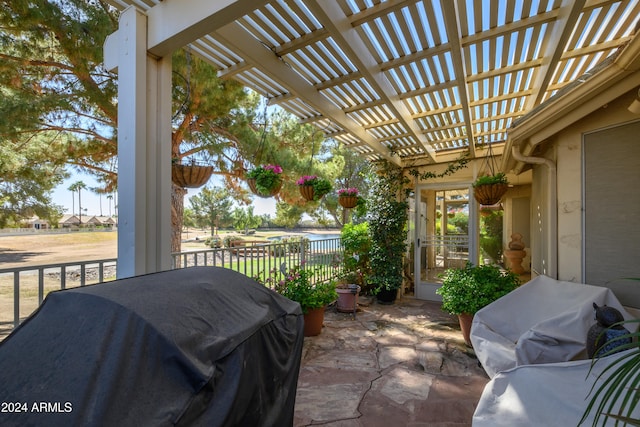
[579,319,640,426]
[222,235,242,248]
[269,240,288,256]
[580,278,640,427]
[340,222,371,288]
[436,262,520,315]
[473,172,508,187]
[297,175,332,200]
[260,262,337,314]
[367,163,409,294]
[246,164,283,196]
[204,236,222,248]
[283,236,310,253]
[480,210,504,263]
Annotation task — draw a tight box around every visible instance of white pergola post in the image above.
[105,7,172,278]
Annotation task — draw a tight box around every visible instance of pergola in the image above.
[103,0,639,277]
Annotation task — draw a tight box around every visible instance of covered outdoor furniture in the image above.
[471,275,633,379]
[473,349,640,426]
[0,266,304,426]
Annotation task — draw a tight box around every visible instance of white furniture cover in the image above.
[473,350,640,426]
[470,275,632,379]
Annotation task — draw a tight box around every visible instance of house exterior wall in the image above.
[536,90,640,283]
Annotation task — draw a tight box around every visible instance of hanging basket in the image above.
[172,163,214,188]
[479,203,503,217]
[299,185,315,201]
[338,195,358,209]
[473,183,508,206]
[247,178,282,198]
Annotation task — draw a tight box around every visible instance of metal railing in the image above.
[172,238,343,285]
[0,238,343,336]
[0,259,118,335]
[421,234,470,269]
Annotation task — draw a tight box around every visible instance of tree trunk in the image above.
[172,184,187,254]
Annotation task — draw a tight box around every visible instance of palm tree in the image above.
[67,183,76,216]
[92,187,105,217]
[107,194,113,217]
[68,181,87,224]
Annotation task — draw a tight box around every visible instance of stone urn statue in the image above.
[504,233,526,274]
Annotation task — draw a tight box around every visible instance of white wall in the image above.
[541,89,640,282]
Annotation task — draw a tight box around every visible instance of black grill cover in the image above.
[0,267,304,426]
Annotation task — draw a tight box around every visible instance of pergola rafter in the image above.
[105,0,640,166]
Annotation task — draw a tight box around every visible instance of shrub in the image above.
[204,236,222,248]
[437,262,520,315]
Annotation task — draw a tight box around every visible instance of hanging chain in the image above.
[479,140,499,176]
[306,134,316,174]
[251,97,270,166]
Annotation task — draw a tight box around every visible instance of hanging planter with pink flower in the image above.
[337,188,360,208]
[246,164,283,198]
[297,175,332,201]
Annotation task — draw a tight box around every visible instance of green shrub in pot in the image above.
[436,262,521,316]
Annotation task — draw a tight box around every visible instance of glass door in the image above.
[414,184,477,300]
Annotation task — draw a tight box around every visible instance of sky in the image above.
[51,171,277,218]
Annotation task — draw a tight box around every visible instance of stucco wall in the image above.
[543,90,640,282]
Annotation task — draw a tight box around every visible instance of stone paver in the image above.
[294,297,489,426]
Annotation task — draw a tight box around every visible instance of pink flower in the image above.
[264,164,283,174]
[338,187,359,196]
[297,175,317,185]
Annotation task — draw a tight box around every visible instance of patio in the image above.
[100,1,640,278]
[295,296,488,426]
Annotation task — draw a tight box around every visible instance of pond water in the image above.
[268,233,340,241]
[305,233,340,241]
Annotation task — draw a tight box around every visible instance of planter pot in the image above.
[458,313,474,347]
[171,164,214,188]
[338,195,358,208]
[247,178,282,198]
[376,287,398,304]
[336,285,360,313]
[303,306,325,337]
[299,185,315,201]
[473,183,508,206]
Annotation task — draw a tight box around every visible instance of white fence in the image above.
[0,238,343,338]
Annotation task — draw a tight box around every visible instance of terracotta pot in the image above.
[303,306,325,337]
[336,285,360,313]
[171,164,214,188]
[458,313,474,347]
[299,185,315,201]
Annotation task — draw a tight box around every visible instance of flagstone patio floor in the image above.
[294,296,489,427]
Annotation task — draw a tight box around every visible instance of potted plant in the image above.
[367,166,409,304]
[297,175,332,201]
[436,262,520,346]
[276,262,337,336]
[472,172,508,206]
[246,164,283,198]
[337,187,360,208]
